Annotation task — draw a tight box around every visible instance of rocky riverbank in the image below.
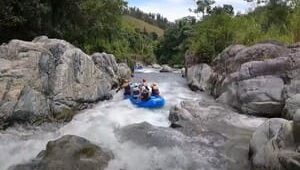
[186,42,300,119]
[0,36,131,130]
[185,41,300,169]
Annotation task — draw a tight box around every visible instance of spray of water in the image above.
[0,68,265,170]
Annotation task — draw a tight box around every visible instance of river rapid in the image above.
[0,68,265,170]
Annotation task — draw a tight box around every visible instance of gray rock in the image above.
[92,52,118,74]
[238,57,290,81]
[160,65,173,72]
[11,88,50,124]
[116,122,186,148]
[212,44,246,74]
[229,43,289,73]
[184,51,202,68]
[249,118,288,170]
[187,64,213,92]
[284,79,300,99]
[151,63,162,69]
[249,118,300,170]
[117,63,132,80]
[293,110,300,144]
[238,76,284,117]
[169,98,266,170]
[9,135,113,170]
[283,94,300,120]
[0,36,124,129]
[180,68,186,77]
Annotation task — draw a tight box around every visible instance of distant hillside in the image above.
[122,15,164,37]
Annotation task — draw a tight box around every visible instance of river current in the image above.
[0,68,264,170]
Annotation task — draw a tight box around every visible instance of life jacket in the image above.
[132,87,140,99]
[151,87,160,96]
[141,88,150,101]
[124,84,131,96]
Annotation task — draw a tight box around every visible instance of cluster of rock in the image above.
[9,135,113,170]
[0,36,131,129]
[185,42,300,169]
[168,96,264,169]
[249,112,300,169]
[186,42,300,119]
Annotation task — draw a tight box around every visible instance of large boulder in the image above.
[222,43,289,74]
[283,94,300,120]
[212,44,246,74]
[9,135,113,170]
[151,63,162,69]
[116,122,186,148]
[160,64,173,72]
[0,36,126,129]
[249,113,300,170]
[169,98,266,170]
[187,64,213,92]
[116,121,229,170]
[117,63,132,80]
[237,76,285,117]
[208,42,296,117]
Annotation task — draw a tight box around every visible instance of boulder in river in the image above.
[187,64,214,92]
[9,135,113,170]
[116,122,186,148]
[169,97,266,170]
[151,63,162,69]
[249,111,300,170]
[0,36,131,129]
[160,64,173,72]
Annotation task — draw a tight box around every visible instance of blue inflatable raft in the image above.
[127,95,165,108]
[134,65,143,70]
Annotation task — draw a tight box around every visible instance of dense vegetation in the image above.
[155,0,300,65]
[1,0,300,66]
[0,0,161,65]
[124,7,171,30]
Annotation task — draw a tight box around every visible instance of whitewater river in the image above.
[0,68,264,170]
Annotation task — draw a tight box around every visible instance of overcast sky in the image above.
[127,0,254,21]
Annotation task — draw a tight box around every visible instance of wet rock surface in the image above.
[116,121,230,170]
[249,112,300,170]
[9,135,113,170]
[169,96,266,170]
[160,65,173,72]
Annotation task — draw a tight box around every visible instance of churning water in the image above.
[0,68,199,170]
[0,68,265,170]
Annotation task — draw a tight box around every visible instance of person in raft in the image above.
[140,79,150,91]
[151,83,160,96]
[140,86,150,101]
[116,79,131,96]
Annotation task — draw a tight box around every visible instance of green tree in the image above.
[194,0,215,17]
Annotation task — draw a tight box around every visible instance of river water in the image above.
[0,68,264,170]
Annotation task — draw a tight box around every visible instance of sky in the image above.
[127,0,253,21]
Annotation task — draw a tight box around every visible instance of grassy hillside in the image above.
[122,15,164,36]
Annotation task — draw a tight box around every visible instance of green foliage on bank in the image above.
[0,0,162,64]
[156,0,300,65]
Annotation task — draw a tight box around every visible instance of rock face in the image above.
[186,42,300,118]
[9,135,113,170]
[169,97,266,170]
[0,36,131,129]
[187,64,213,92]
[249,112,300,170]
